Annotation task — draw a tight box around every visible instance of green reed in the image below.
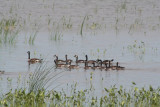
[28,62,64,94]
[0,18,20,45]
[80,16,87,36]
[50,31,63,41]
[28,31,38,45]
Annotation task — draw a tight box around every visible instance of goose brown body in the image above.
[54,55,66,63]
[27,51,42,64]
[65,55,73,63]
[74,55,86,63]
[0,70,5,74]
[84,61,92,69]
[85,55,96,64]
[116,62,125,70]
[67,60,79,69]
[54,60,67,68]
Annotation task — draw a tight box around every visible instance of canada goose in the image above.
[27,51,42,63]
[96,59,114,65]
[96,59,102,66]
[0,70,5,74]
[67,60,79,69]
[84,61,92,69]
[65,55,73,63]
[103,59,114,64]
[92,62,101,69]
[54,55,66,63]
[116,62,125,70]
[74,55,85,63]
[85,55,96,64]
[99,60,106,69]
[110,62,118,70]
[104,63,112,71]
[54,60,67,68]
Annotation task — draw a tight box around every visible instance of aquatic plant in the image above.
[50,31,63,41]
[61,16,72,30]
[0,18,20,44]
[28,62,64,94]
[28,31,38,45]
[80,16,87,36]
[127,40,146,61]
[1,82,160,107]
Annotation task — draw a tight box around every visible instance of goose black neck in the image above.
[85,55,88,61]
[28,52,30,59]
[116,62,118,67]
[54,60,57,65]
[109,61,111,67]
[85,62,87,67]
[100,60,102,67]
[65,55,67,60]
[105,63,108,68]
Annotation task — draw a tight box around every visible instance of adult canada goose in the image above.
[54,55,66,63]
[116,62,125,70]
[104,63,112,71]
[67,60,79,69]
[92,62,101,69]
[0,70,5,74]
[27,51,42,63]
[65,55,73,63]
[54,60,67,68]
[97,59,114,66]
[103,59,114,63]
[74,55,86,63]
[99,60,106,69]
[96,59,101,66]
[84,61,92,69]
[109,62,118,70]
[85,55,96,64]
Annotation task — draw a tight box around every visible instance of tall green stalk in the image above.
[80,16,87,36]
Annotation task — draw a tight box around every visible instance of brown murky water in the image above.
[0,0,160,95]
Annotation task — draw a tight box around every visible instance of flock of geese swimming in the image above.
[53,55,125,70]
[27,51,125,71]
[0,51,125,75]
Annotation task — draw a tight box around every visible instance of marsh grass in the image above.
[80,16,87,36]
[61,16,72,30]
[28,31,38,45]
[0,18,20,45]
[28,62,64,94]
[50,31,63,41]
[2,81,160,107]
[1,67,160,106]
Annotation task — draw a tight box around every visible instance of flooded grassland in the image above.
[0,0,160,102]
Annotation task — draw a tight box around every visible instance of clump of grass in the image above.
[50,31,63,41]
[61,16,72,30]
[0,18,20,44]
[28,31,38,45]
[28,62,64,94]
[127,40,146,61]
